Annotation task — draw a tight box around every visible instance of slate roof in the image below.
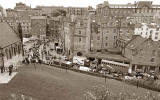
[0,22,20,48]
[125,35,146,49]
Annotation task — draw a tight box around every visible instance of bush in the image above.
[124,78,160,92]
[77,52,83,56]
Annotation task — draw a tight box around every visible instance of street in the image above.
[0,64,159,100]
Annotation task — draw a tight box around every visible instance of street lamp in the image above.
[0,46,4,73]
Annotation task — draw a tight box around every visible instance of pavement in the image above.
[0,72,17,84]
[0,64,159,100]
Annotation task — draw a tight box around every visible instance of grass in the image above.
[84,86,160,100]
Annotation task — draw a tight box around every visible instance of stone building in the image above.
[90,16,134,53]
[123,35,160,73]
[63,15,90,58]
[1,16,31,38]
[31,16,47,39]
[47,17,61,39]
[0,22,23,70]
[127,13,154,24]
[67,7,88,16]
[96,1,160,18]
[36,6,66,17]
[14,2,31,11]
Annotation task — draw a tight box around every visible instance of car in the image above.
[113,73,119,77]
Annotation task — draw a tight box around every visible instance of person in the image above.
[0,66,4,73]
[9,65,13,76]
[104,71,107,83]
[136,79,139,88]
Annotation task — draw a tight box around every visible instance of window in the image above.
[106,36,108,40]
[105,43,108,46]
[79,30,81,34]
[114,29,116,33]
[5,49,8,60]
[151,58,155,62]
[79,38,82,42]
[152,50,156,56]
[97,36,100,40]
[9,49,12,59]
[156,28,159,31]
[155,36,158,39]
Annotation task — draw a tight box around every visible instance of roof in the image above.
[86,52,130,62]
[131,13,153,17]
[125,35,146,49]
[0,22,20,48]
[134,23,143,28]
[31,16,47,19]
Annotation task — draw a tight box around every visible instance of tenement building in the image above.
[96,1,160,18]
[123,35,160,73]
[63,15,90,58]
[31,16,47,39]
[47,17,61,40]
[90,16,134,53]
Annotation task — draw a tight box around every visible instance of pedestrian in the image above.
[0,66,4,73]
[9,65,13,76]
[104,71,107,83]
[105,76,107,83]
[137,80,139,88]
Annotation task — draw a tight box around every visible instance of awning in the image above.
[86,52,130,62]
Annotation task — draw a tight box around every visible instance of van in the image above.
[73,56,87,65]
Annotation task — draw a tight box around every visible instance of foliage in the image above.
[84,86,160,100]
[77,52,83,56]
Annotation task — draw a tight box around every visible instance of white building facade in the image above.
[134,23,160,41]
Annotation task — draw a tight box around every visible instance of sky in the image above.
[0,0,160,9]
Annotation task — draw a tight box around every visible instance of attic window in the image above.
[130,44,134,48]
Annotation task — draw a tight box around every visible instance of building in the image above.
[47,17,61,39]
[123,35,160,73]
[127,13,154,24]
[31,16,47,39]
[96,1,160,18]
[96,1,135,18]
[67,7,88,16]
[1,16,31,38]
[36,6,66,17]
[36,6,89,16]
[0,5,4,17]
[63,15,90,58]
[14,2,31,11]
[134,23,160,41]
[0,22,23,71]
[90,16,134,53]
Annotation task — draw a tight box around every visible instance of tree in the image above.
[58,9,67,16]
[77,52,83,56]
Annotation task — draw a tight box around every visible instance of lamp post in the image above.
[0,47,4,73]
